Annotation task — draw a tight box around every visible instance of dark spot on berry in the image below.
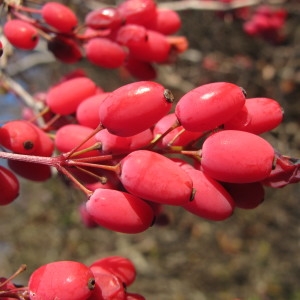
[23,141,34,150]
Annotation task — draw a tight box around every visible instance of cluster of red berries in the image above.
[2,0,186,80]
[0,256,145,300]
[243,5,287,44]
[1,74,299,234]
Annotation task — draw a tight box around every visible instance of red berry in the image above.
[28,261,95,300]
[148,8,181,35]
[175,82,246,131]
[0,120,40,154]
[99,81,174,136]
[95,128,153,154]
[115,24,147,50]
[4,19,39,50]
[119,150,194,205]
[55,124,99,157]
[0,166,19,205]
[128,29,171,63]
[46,77,97,115]
[86,188,155,233]
[87,272,126,300]
[90,256,136,286]
[76,93,110,129]
[117,0,156,27]
[48,36,83,63]
[201,130,275,183]
[41,2,78,33]
[182,168,235,221]
[224,97,284,134]
[85,38,127,68]
[85,7,123,30]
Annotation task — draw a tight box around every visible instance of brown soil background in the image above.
[1,1,300,299]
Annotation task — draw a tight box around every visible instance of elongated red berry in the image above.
[90,256,136,286]
[0,166,19,205]
[119,150,194,205]
[55,124,99,157]
[128,30,171,63]
[175,82,246,131]
[86,188,155,233]
[99,81,174,136]
[201,130,275,183]
[46,77,97,115]
[28,261,95,300]
[85,38,127,68]
[95,128,152,154]
[41,2,78,33]
[4,20,39,50]
[182,168,235,221]
[88,272,125,300]
[224,97,284,134]
[76,93,110,129]
[0,120,40,154]
[117,0,156,27]
[85,7,123,30]
[148,8,181,35]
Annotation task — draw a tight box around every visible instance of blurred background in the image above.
[0,1,300,299]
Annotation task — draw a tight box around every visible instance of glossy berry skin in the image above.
[28,261,95,300]
[224,97,284,134]
[85,38,127,68]
[119,150,194,205]
[90,256,136,286]
[182,168,235,221]
[46,77,97,115]
[115,24,148,49]
[4,20,39,50]
[85,7,123,30]
[99,81,174,136]
[41,2,78,33]
[86,188,155,234]
[117,0,157,27]
[0,166,19,205]
[87,272,126,300]
[201,130,275,183]
[0,120,40,154]
[175,82,246,131]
